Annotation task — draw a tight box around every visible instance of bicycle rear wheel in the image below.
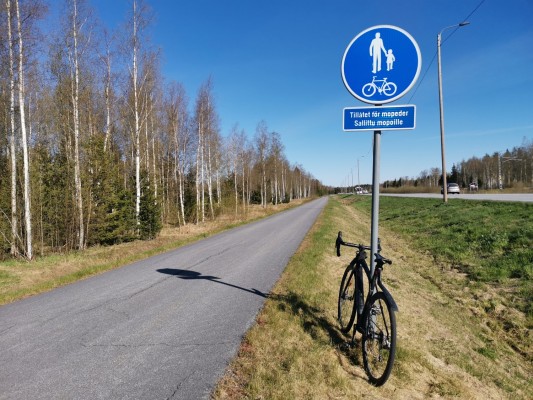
[362,292,397,386]
[362,83,376,97]
[337,265,357,333]
[382,82,397,96]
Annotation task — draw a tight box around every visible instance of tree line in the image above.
[383,138,533,190]
[0,0,325,260]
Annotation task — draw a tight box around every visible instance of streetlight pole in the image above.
[498,152,522,190]
[357,158,360,186]
[438,21,469,203]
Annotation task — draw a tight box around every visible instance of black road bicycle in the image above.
[335,231,398,386]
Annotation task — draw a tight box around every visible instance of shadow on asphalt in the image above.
[156,268,268,298]
[157,270,364,374]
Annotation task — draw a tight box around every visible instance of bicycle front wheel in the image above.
[338,266,357,333]
[362,292,397,386]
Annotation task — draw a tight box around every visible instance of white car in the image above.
[441,183,460,194]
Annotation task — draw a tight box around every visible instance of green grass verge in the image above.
[349,196,532,319]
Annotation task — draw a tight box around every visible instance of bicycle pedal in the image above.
[340,341,355,350]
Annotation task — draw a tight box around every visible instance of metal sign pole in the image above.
[341,25,421,278]
[370,124,381,278]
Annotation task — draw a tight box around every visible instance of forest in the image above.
[382,139,533,190]
[0,0,325,261]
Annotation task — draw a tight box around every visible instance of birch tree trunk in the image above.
[144,94,150,176]
[241,161,246,213]
[195,121,201,224]
[132,0,141,228]
[167,84,188,227]
[234,168,238,216]
[103,34,112,152]
[201,127,205,222]
[274,162,278,205]
[255,122,269,209]
[70,0,85,250]
[15,0,32,260]
[228,127,239,216]
[7,0,19,257]
[207,141,214,219]
[171,109,180,226]
[280,165,284,202]
[150,104,157,201]
[215,137,222,208]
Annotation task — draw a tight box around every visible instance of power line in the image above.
[407,0,486,103]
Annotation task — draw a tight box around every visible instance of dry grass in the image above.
[213,195,532,399]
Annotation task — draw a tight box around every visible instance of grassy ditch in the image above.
[214,195,532,399]
[352,196,532,329]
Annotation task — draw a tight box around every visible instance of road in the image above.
[381,193,533,202]
[0,197,328,400]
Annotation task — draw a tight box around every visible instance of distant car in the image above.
[441,183,460,194]
[469,182,478,191]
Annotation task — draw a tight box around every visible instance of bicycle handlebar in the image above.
[336,231,390,265]
[336,231,372,257]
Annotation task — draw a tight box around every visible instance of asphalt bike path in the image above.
[0,197,328,399]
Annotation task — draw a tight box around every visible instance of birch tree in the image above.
[6,0,18,256]
[227,124,245,216]
[254,121,269,208]
[100,28,114,152]
[131,0,141,227]
[165,81,190,226]
[67,0,85,249]
[125,0,146,228]
[194,78,219,222]
[15,0,32,259]
[269,131,284,205]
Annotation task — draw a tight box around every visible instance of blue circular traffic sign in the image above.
[342,25,421,104]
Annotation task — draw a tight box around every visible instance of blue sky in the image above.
[53,0,533,186]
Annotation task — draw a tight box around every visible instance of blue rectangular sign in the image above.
[343,105,416,131]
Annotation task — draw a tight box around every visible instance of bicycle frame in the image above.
[365,261,399,313]
[351,251,398,333]
[371,76,388,87]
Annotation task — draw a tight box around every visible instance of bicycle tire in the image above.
[362,291,397,386]
[362,83,376,97]
[338,265,357,333]
[383,82,397,97]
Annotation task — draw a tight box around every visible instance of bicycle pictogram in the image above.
[362,76,397,98]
